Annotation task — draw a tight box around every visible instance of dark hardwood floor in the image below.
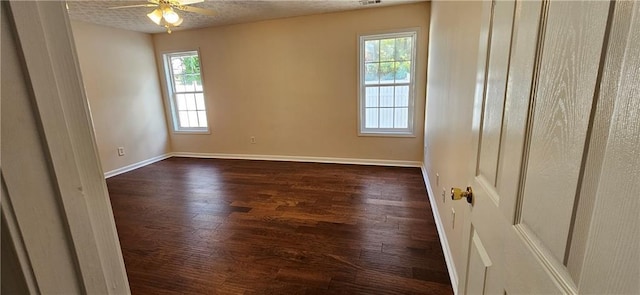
[106,157,452,294]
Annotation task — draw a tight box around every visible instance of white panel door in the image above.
[460,0,517,293]
[459,0,612,293]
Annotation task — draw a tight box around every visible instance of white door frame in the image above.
[2,1,130,293]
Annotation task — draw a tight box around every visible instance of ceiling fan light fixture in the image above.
[147,8,163,25]
[109,0,214,34]
[162,7,180,24]
[174,16,184,26]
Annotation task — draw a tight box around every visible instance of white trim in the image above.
[1,184,40,293]
[104,153,173,178]
[6,1,129,293]
[421,163,459,293]
[172,152,421,167]
[358,132,417,138]
[103,153,420,179]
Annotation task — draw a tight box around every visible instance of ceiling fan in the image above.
[109,0,216,34]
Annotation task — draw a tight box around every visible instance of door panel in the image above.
[518,0,610,263]
[477,0,516,188]
[468,176,508,294]
[567,2,640,292]
[495,0,542,222]
[465,230,492,294]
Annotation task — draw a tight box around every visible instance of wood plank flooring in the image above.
[106,157,452,294]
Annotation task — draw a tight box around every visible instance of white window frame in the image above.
[358,30,417,137]
[162,50,209,133]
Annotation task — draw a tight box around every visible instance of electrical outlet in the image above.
[451,208,456,229]
[117,147,125,156]
[250,136,256,144]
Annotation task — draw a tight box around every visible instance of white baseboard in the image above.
[421,164,459,293]
[104,152,420,179]
[104,153,172,178]
[172,152,422,167]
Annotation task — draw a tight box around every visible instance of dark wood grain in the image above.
[106,157,452,294]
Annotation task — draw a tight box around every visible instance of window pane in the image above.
[365,40,379,62]
[173,55,200,74]
[182,74,200,92]
[171,57,184,73]
[172,55,201,93]
[185,73,201,83]
[182,55,200,73]
[380,62,395,84]
[395,61,411,83]
[380,108,394,128]
[174,74,187,92]
[365,108,379,128]
[184,79,195,92]
[395,86,409,107]
[380,38,395,62]
[365,63,379,85]
[395,37,412,61]
[365,87,379,107]
[178,111,189,127]
[176,94,187,110]
[188,111,199,127]
[197,111,207,127]
[394,108,408,128]
[185,94,197,110]
[195,93,205,110]
[380,86,394,107]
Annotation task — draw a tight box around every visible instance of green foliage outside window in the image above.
[174,55,202,85]
[364,37,412,83]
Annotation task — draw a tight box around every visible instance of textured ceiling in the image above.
[67,0,424,34]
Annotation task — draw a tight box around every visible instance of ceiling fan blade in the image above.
[176,5,216,16]
[179,0,204,5]
[109,4,157,9]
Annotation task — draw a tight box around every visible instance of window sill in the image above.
[172,130,211,135]
[358,131,416,138]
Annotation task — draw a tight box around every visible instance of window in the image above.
[163,50,208,132]
[359,31,417,136]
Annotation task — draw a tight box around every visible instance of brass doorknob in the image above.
[451,186,473,204]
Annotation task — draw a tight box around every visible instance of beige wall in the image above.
[153,3,429,162]
[423,1,483,288]
[71,21,170,173]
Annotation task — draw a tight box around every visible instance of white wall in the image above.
[71,21,171,173]
[423,0,483,289]
[153,3,430,163]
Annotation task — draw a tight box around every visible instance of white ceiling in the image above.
[67,0,424,34]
